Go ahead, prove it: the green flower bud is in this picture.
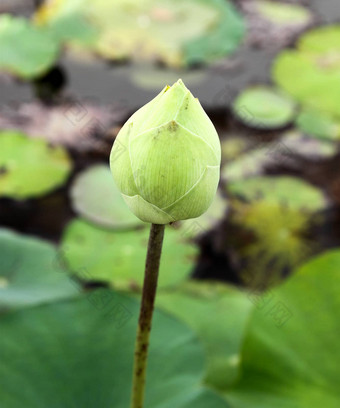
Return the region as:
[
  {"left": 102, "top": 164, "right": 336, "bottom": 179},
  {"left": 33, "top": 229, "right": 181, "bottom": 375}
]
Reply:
[{"left": 110, "top": 79, "right": 221, "bottom": 224}]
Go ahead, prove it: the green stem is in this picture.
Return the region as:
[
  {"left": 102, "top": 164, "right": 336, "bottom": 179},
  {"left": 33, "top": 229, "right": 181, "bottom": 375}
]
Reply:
[{"left": 130, "top": 223, "right": 166, "bottom": 408}]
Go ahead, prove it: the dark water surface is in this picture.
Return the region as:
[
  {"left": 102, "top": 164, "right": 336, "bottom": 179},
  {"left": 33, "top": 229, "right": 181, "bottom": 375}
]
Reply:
[
  {"left": 0, "top": 0, "right": 339, "bottom": 112},
  {"left": 1, "top": 0, "right": 340, "bottom": 284}
]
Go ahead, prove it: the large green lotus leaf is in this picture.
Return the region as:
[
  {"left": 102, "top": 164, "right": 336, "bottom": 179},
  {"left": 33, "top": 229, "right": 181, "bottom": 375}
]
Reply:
[
  {"left": 227, "top": 250, "right": 340, "bottom": 408},
  {"left": 0, "top": 131, "right": 72, "bottom": 199},
  {"left": 61, "top": 219, "right": 197, "bottom": 290},
  {"left": 257, "top": 1, "right": 312, "bottom": 25},
  {"left": 0, "top": 290, "right": 230, "bottom": 408},
  {"left": 233, "top": 86, "right": 296, "bottom": 129},
  {"left": 156, "top": 281, "right": 253, "bottom": 390},
  {"left": 273, "top": 25, "right": 340, "bottom": 119},
  {"left": 228, "top": 176, "right": 327, "bottom": 212},
  {"left": 0, "top": 229, "right": 79, "bottom": 310},
  {"left": 0, "top": 14, "right": 59, "bottom": 79},
  {"left": 296, "top": 108, "right": 340, "bottom": 141},
  {"left": 35, "top": 0, "right": 244, "bottom": 67},
  {"left": 70, "top": 165, "right": 145, "bottom": 230}
]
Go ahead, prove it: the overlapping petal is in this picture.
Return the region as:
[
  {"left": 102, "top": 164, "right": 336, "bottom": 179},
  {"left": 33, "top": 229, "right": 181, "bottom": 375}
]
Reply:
[{"left": 110, "top": 79, "right": 221, "bottom": 224}]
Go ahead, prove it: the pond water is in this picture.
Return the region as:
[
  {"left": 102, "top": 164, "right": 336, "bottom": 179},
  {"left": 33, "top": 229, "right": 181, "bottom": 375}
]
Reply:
[{"left": 1, "top": 0, "right": 340, "bottom": 286}]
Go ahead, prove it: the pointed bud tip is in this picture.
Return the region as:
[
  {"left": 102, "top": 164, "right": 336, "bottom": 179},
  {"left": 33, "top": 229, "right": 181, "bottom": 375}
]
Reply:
[{"left": 172, "top": 78, "right": 188, "bottom": 90}]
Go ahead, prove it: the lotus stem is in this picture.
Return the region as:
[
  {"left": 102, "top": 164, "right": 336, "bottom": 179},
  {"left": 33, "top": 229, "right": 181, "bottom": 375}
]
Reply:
[{"left": 130, "top": 223, "right": 165, "bottom": 408}]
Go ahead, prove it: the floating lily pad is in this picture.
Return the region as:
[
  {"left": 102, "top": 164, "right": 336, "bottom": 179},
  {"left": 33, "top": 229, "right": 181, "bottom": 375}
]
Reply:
[
  {"left": 222, "top": 141, "right": 296, "bottom": 182},
  {"left": 131, "top": 65, "right": 206, "bottom": 91},
  {"left": 182, "top": 0, "right": 245, "bottom": 66},
  {"left": 179, "top": 191, "right": 227, "bottom": 238},
  {"left": 0, "top": 290, "right": 229, "bottom": 408},
  {"left": 240, "top": 0, "right": 313, "bottom": 49},
  {"left": 0, "top": 229, "right": 79, "bottom": 310},
  {"left": 0, "top": 131, "right": 72, "bottom": 199},
  {"left": 35, "top": 0, "right": 244, "bottom": 67},
  {"left": 273, "top": 25, "right": 340, "bottom": 119},
  {"left": 257, "top": 1, "right": 312, "bottom": 25},
  {"left": 232, "top": 200, "right": 314, "bottom": 279},
  {"left": 34, "top": 5, "right": 97, "bottom": 45},
  {"left": 233, "top": 86, "right": 296, "bottom": 129},
  {"left": 228, "top": 176, "right": 327, "bottom": 212},
  {"left": 0, "top": 14, "right": 59, "bottom": 79},
  {"left": 223, "top": 148, "right": 272, "bottom": 182},
  {"left": 61, "top": 219, "right": 197, "bottom": 290},
  {"left": 157, "top": 281, "right": 253, "bottom": 390},
  {"left": 227, "top": 250, "right": 340, "bottom": 407},
  {"left": 280, "top": 130, "right": 337, "bottom": 160},
  {"left": 0, "top": 101, "right": 127, "bottom": 152},
  {"left": 70, "top": 165, "right": 145, "bottom": 230},
  {"left": 296, "top": 108, "right": 340, "bottom": 141},
  {"left": 221, "top": 135, "right": 251, "bottom": 163}
]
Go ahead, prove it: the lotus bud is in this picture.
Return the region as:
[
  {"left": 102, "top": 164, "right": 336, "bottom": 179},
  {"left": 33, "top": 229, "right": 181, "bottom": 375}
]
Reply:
[{"left": 110, "top": 79, "right": 221, "bottom": 224}]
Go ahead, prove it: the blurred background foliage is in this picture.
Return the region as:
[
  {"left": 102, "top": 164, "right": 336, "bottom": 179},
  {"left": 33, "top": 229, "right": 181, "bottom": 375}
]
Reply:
[{"left": 0, "top": 0, "right": 339, "bottom": 407}]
